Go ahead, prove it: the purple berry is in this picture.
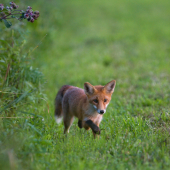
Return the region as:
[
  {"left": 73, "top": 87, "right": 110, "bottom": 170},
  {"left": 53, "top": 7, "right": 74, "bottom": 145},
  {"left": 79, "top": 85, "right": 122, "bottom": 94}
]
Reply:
[{"left": 30, "top": 17, "right": 34, "bottom": 23}]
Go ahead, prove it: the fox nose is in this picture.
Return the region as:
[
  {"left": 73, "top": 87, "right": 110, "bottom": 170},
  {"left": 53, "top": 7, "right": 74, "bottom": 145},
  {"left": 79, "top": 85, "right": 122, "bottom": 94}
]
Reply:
[{"left": 100, "top": 110, "right": 104, "bottom": 114}]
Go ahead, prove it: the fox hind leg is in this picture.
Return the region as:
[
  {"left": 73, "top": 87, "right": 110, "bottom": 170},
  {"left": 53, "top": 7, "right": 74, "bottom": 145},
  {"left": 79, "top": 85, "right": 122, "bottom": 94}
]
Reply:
[
  {"left": 62, "top": 97, "right": 74, "bottom": 133},
  {"left": 63, "top": 115, "right": 74, "bottom": 133}
]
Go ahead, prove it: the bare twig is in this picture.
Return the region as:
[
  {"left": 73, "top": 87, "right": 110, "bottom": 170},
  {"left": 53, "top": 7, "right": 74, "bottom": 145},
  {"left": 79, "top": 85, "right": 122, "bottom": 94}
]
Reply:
[
  {"left": 4, "top": 63, "right": 10, "bottom": 83},
  {"left": 1, "top": 63, "right": 10, "bottom": 98},
  {"left": 30, "top": 34, "right": 47, "bottom": 54}
]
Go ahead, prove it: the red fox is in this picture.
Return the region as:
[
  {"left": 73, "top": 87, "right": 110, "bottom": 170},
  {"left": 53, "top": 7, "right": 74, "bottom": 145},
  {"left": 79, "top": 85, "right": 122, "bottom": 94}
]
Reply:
[{"left": 54, "top": 80, "right": 116, "bottom": 138}]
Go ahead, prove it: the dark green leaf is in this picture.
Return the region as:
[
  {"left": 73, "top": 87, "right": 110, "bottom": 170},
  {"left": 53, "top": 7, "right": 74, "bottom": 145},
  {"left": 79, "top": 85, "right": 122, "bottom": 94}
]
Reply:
[{"left": 3, "top": 19, "right": 12, "bottom": 28}]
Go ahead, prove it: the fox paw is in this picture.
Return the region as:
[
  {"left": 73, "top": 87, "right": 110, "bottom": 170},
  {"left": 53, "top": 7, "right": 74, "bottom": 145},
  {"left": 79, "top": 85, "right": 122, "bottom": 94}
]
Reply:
[
  {"left": 93, "top": 126, "right": 101, "bottom": 135},
  {"left": 85, "top": 119, "right": 101, "bottom": 135}
]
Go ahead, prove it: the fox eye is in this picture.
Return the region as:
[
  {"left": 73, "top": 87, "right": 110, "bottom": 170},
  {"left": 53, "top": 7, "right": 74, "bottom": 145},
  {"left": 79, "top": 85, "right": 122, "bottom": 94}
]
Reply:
[
  {"left": 93, "top": 99, "right": 98, "bottom": 103},
  {"left": 104, "top": 99, "right": 107, "bottom": 102}
]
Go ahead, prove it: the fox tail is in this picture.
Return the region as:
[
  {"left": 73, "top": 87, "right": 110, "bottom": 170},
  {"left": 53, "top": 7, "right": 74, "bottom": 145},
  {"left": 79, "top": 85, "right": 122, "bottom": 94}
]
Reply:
[{"left": 54, "top": 85, "right": 72, "bottom": 123}]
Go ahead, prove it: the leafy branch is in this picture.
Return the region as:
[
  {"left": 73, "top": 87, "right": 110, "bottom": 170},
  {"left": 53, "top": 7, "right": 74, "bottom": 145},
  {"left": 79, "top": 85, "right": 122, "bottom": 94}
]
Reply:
[{"left": 0, "top": 2, "right": 40, "bottom": 28}]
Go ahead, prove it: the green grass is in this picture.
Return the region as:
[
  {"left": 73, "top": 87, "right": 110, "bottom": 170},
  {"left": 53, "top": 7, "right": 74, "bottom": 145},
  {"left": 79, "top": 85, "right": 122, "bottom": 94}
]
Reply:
[{"left": 1, "top": 0, "right": 170, "bottom": 169}]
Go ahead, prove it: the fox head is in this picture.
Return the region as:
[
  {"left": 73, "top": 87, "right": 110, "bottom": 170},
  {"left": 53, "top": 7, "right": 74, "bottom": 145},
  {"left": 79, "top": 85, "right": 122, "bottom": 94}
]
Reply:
[{"left": 84, "top": 80, "right": 116, "bottom": 114}]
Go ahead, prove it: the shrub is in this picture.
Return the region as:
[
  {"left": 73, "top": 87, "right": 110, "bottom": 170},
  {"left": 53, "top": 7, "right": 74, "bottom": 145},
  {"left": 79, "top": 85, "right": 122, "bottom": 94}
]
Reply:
[{"left": 0, "top": 2, "right": 45, "bottom": 116}]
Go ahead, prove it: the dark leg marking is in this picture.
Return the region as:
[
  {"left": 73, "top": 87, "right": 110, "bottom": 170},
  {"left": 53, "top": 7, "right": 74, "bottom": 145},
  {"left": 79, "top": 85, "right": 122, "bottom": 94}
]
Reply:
[
  {"left": 78, "top": 120, "right": 83, "bottom": 128},
  {"left": 85, "top": 120, "right": 101, "bottom": 135}
]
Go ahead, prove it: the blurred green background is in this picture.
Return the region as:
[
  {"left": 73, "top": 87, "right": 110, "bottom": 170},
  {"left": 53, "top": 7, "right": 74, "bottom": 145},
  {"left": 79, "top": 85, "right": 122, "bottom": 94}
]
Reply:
[
  {"left": 26, "top": 0, "right": 170, "bottom": 103},
  {"left": 1, "top": 0, "right": 170, "bottom": 169}
]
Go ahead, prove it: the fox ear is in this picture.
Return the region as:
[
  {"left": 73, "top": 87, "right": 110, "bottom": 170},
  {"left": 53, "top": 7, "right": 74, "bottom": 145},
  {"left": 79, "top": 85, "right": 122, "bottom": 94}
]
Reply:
[
  {"left": 104, "top": 80, "right": 116, "bottom": 94},
  {"left": 84, "top": 82, "right": 95, "bottom": 95}
]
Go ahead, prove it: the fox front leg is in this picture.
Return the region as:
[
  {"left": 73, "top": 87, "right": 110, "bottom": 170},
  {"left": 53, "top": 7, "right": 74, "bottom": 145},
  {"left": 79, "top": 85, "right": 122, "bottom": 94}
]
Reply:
[
  {"left": 85, "top": 120, "right": 101, "bottom": 138},
  {"left": 78, "top": 119, "right": 83, "bottom": 128}
]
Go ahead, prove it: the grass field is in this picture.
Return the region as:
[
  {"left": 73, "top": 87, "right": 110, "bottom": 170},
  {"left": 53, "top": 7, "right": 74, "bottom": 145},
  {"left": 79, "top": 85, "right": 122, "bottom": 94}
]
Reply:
[{"left": 1, "top": 0, "right": 170, "bottom": 169}]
